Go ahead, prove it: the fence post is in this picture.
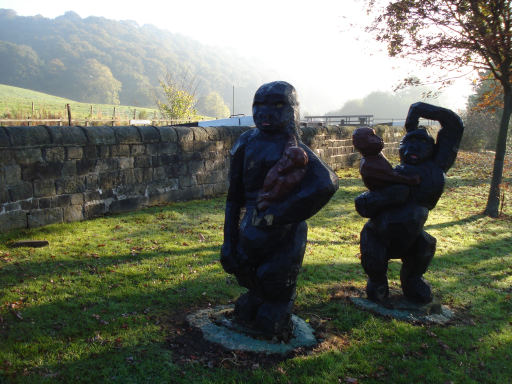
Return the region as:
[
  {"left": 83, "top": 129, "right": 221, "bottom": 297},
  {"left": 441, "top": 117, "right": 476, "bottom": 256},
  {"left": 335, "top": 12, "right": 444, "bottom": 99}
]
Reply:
[
  {"left": 112, "top": 107, "right": 116, "bottom": 127},
  {"left": 66, "top": 104, "right": 72, "bottom": 126}
]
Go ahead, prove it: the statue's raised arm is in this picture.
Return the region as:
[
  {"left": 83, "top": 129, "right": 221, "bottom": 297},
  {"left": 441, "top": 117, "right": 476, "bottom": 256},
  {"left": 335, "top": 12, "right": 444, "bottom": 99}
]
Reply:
[{"left": 405, "top": 102, "right": 464, "bottom": 173}]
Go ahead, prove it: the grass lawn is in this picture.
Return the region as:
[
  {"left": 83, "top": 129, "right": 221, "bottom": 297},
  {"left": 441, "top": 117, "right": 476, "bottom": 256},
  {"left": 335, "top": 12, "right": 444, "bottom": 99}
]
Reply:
[{"left": 0, "top": 151, "right": 511, "bottom": 383}]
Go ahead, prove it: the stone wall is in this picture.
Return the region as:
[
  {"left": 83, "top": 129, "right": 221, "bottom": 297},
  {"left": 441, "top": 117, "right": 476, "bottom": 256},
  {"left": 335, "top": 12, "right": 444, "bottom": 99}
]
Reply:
[{"left": 0, "top": 124, "right": 404, "bottom": 233}]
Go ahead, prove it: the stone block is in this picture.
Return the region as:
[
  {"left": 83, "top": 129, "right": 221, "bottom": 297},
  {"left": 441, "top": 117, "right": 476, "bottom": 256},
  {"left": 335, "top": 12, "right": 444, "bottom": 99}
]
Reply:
[
  {"left": 196, "top": 171, "right": 224, "bottom": 185},
  {"left": 202, "top": 126, "right": 223, "bottom": 141},
  {"left": 98, "top": 146, "right": 110, "bottom": 158},
  {"left": 62, "top": 161, "right": 77, "bottom": 177},
  {"left": 134, "top": 168, "right": 152, "bottom": 183},
  {"left": 84, "top": 191, "right": 101, "bottom": 202},
  {"left": 52, "top": 194, "right": 72, "bottom": 207},
  {"left": 109, "top": 196, "right": 148, "bottom": 213},
  {"left": 63, "top": 205, "right": 84, "bottom": 222},
  {"left": 111, "top": 144, "right": 130, "bottom": 157},
  {"left": 138, "top": 126, "right": 160, "bottom": 143},
  {"left": 146, "top": 179, "right": 179, "bottom": 199},
  {"left": 44, "top": 147, "right": 65, "bottom": 162},
  {"left": 114, "top": 126, "right": 141, "bottom": 144},
  {"left": 153, "top": 166, "right": 166, "bottom": 180},
  {"left": 28, "top": 208, "right": 63, "bottom": 228},
  {"left": 20, "top": 199, "right": 38, "bottom": 211},
  {"left": 9, "top": 182, "right": 33, "bottom": 201},
  {"left": 14, "top": 148, "right": 42, "bottom": 165},
  {"left": 134, "top": 156, "right": 151, "bottom": 168},
  {"left": 55, "top": 177, "right": 86, "bottom": 195},
  {"left": 70, "top": 193, "right": 84, "bottom": 205},
  {"left": 130, "top": 144, "right": 145, "bottom": 156},
  {"left": 84, "top": 201, "right": 106, "bottom": 219},
  {"left": 174, "top": 127, "right": 194, "bottom": 144},
  {"left": 34, "top": 179, "right": 56, "bottom": 197},
  {"left": 118, "top": 157, "right": 134, "bottom": 170},
  {"left": 159, "top": 126, "right": 178, "bottom": 142},
  {"left": 4, "top": 202, "right": 21, "bottom": 212},
  {"left": 82, "top": 126, "right": 116, "bottom": 145},
  {"left": 188, "top": 160, "right": 205, "bottom": 174},
  {"left": 85, "top": 174, "right": 99, "bottom": 190},
  {"left": 0, "top": 187, "right": 9, "bottom": 203},
  {"left": 83, "top": 145, "right": 98, "bottom": 159},
  {"left": 0, "top": 150, "right": 14, "bottom": 166},
  {"left": 3, "top": 164, "right": 21, "bottom": 186},
  {"left": 179, "top": 175, "right": 193, "bottom": 188},
  {"left": 46, "top": 126, "right": 87, "bottom": 146},
  {"left": 67, "top": 147, "right": 83, "bottom": 160},
  {"left": 6, "top": 126, "right": 51, "bottom": 147},
  {"left": 22, "top": 161, "right": 63, "bottom": 181},
  {"left": 95, "top": 158, "right": 119, "bottom": 172},
  {"left": 0, "top": 211, "right": 27, "bottom": 232},
  {"left": 38, "top": 197, "right": 52, "bottom": 209},
  {"left": 98, "top": 172, "right": 120, "bottom": 191},
  {"left": 76, "top": 159, "right": 97, "bottom": 175},
  {"left": 119, "top": 169, "right": 136, "bottom": 185},
  {"left": 0, "top": 127, "right": 10, "bottom": 147},
  {"left": 157, "top": 142, "right": 178, "bottom": 155}
]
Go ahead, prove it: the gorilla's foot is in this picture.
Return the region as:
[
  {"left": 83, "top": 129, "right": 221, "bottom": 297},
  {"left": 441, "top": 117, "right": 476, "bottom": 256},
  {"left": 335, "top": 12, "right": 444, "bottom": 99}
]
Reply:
[
  {"left": 402, "top": 276, "right": 433, "bottom": 303},
  {"left": 366, "top": 279, "right": 389, "bottom": 304},
  {"left": 255, "top": 300, "right": 294, "bottom": 340},
  {"left": 234, "top": 291, "right": 263, "bottom": 323}
]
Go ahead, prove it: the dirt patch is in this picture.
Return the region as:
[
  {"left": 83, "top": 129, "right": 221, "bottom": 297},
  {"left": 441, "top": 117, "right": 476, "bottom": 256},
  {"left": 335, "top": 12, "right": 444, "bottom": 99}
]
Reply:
[{"left": 160, "top": 307, "right": 349, "bottom": 370}]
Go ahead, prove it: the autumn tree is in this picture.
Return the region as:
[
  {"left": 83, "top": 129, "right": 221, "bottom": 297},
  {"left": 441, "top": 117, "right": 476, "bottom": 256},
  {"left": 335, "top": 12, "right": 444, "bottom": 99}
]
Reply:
[
  {"left": 196, "top": 91, "right": 230, "bottom": 118},
  {"left": 366, "top": 0, "right": 512, "bottom": 217},
  {"left": 157, "top": 71, "right": 198, "bottom": 120}
]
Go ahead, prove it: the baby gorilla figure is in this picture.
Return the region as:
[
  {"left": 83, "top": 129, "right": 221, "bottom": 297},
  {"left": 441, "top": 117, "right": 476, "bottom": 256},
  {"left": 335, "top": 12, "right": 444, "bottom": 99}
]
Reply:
[
  {"left": 257, "top": 141, "right": 308, "bottom": 211},
  {"left": 352, "top": 127, "right": 419, "bottom": 191}
]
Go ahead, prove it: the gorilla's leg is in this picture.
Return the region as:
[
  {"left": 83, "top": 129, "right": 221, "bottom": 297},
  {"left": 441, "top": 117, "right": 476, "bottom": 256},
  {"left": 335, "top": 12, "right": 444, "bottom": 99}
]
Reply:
[
  {"left": 253, "top": 222, "right": 307, "bottom": 335},
  {"left": 400, "top": 230, "right": 436, "bottom": 303},
  {"left": 360, "top": 223, "right": 389, "bottom": 302}
]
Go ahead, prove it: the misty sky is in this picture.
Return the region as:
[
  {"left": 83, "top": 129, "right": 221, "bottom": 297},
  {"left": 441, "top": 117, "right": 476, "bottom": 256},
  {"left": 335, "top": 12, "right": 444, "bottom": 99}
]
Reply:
[{"left": 0, "top": 0, "right": 473, "bottom": 115}]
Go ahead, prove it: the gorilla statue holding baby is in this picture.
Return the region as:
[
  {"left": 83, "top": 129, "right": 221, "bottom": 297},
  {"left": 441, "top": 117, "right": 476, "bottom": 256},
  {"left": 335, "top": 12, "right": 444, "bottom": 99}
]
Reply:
[
  {"left": 221, "top": 81, "right": 338, "bottom": 337},
  {"left": 355, "top": 102, "right": 464, "bottom": 304}
]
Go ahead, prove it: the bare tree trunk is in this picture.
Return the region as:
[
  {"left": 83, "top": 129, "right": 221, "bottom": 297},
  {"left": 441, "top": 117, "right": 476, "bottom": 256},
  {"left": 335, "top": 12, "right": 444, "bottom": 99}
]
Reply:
[{"left": 485, "top": 86, "right": 512, "bottom": 217}]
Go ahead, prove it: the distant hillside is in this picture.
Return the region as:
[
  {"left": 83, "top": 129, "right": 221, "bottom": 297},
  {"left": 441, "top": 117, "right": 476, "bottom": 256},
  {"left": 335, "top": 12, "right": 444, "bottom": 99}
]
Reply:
[
  {"left": 0, "top": 9, "right": 272, "bottom": 114},
  {"left": 0, "top": 83, "right": 157, "bottom": 120}
]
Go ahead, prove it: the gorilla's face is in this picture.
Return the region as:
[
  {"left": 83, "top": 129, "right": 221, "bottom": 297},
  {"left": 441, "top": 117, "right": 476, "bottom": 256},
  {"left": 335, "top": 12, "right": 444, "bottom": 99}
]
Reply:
[
  {"left": 399, "top": 129, "right": 435, "bottom": 165},
  {"left": 252, "top": 81, "right": 298, "bottom": 133},
  {"left": 352, "top": 127, "right": 384, "bottom": 156}
]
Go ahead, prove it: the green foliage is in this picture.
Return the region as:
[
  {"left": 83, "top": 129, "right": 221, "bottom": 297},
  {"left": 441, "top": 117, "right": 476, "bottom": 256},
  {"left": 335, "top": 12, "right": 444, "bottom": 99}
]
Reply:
[
  {"left": 0, "top": 152, "right": 511, "bottom": 383},
  {"left": 196, "top": 92, "right": 230, "bottom": 118},
  {"left": 0, "top": 9, "right": 267, "bottom": 112},
  {"left": 157, "top": 73, "right": 198, "bottom": 120}
]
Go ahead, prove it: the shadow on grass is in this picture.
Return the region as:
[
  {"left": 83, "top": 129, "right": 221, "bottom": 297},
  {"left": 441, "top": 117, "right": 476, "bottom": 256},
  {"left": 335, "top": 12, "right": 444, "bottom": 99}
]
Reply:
[{"left": 424, "top": 213, "right": 484, "bottom": 230}]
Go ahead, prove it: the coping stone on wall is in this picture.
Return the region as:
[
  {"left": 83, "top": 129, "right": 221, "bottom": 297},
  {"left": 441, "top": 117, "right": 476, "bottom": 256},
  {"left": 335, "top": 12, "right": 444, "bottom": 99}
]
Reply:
[
  {"left": 45, "top": 126, "right": 88, "bottom": 146},
  {"left": 82, "top": 126, "right": 116, "bottom": 145},
  {"left": 6, "top": 126, "right": 51, "bottom": 147},
  {"left": 138, "top": 126, "right": 161, "bottom": 143},
  {"left": 159, "top": 126, "right": 178, "bottom": 142},
  {"left": 113, "top": 126, "right": 141, "bottom": 144},
  {"left": 0, "top": 127, "right": 10, "bottom": 147},
  {"left": 173, "top": 126, "right": 194, "bottom": 142}
]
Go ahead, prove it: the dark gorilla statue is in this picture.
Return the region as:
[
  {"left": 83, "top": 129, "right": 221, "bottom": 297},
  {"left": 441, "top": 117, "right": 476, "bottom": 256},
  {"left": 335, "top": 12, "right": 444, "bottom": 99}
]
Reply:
[
  {"left": 221, "top": 81, "right": 338, "bottom": 337},
  {"left": 355, "top": 102, "right": 464, "bottom": 304}
]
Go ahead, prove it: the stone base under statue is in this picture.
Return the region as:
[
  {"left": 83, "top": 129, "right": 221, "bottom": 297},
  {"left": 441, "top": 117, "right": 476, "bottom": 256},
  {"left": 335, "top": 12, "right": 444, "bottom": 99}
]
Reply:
[
  {"left": 186, "top": 305, "right": 317, "bottom": 355},
  {"left": 350, "top": 295, "right": 454, "bottom": 325}
]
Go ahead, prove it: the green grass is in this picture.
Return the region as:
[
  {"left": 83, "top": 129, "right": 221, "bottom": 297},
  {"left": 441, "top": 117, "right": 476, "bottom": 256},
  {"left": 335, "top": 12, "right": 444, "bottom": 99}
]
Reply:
[
  {"left": 0, "top": 151, "right": 511, "bottom": 383},
  {"left": 0, "top": 84, "right": 159, "bottom": 121}
]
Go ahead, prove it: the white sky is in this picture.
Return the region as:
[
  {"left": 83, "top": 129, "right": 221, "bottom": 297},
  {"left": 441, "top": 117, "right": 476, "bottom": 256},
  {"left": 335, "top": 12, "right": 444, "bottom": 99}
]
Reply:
[{"left": 0, "top": 0, "right": 473, "bottom": 115}]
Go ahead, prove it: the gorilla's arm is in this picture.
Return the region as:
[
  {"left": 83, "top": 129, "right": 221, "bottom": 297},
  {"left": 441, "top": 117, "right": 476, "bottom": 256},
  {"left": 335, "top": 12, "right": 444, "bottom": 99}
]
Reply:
[
  {"left": 405, "top": 102, "right": 464, "bottom": 172},
  {"left": 220, "top": 132, "right": 248, "bottom": 273},
  {"left": 354, "top": 184, "right": 411, "bottom": 218}
]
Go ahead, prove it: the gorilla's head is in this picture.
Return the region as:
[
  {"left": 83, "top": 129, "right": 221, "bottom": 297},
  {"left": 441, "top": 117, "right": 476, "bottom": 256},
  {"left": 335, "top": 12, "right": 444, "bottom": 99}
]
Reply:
[
  {"left": 352, "top": 127, "right": 384, "bottom": 156},
  {"left": 399, "top": 129, "right": 435, "bottom": 165},
  {"left": 252, "top": 81, "right": 300, "bottom": 136}
]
